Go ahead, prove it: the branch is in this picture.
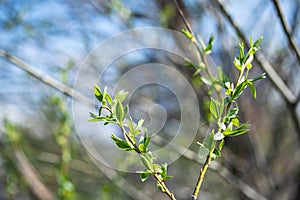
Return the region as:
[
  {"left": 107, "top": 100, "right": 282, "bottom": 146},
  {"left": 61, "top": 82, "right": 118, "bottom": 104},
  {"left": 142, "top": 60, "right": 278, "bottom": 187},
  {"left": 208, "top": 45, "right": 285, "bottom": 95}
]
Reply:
[
  {"left": 0, "top": 49, "right": 268, "bottom": 200},
  {"left": 212, "top": 0, "right": 297, "bottom": 104},
  {"left": 11, "top": 146, "right": 56, "bottom": 200},
  {"left": 212, "top": 0, "right": 300, "bottom": 138},
  {"left": 0, "top": 49, "right": 93, "bottom": 107},
  {"left": 151, "top": 136, "right": 269, "bottom": 200},
  {"left": 271, "top": 0, "right": 300, "bottom": 64},
  {"left": 172, "top": 0, "right": 223, "bottom": 100}
]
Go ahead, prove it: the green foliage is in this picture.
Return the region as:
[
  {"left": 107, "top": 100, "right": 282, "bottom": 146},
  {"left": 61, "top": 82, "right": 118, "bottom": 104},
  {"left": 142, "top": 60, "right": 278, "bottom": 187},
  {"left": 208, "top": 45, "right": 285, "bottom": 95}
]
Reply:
[
  {"left": 89, "top": 86, "right": 174, "bottom": 196},
  {"left": 90, "top": 36, "right": 265, "bottom": 199}
]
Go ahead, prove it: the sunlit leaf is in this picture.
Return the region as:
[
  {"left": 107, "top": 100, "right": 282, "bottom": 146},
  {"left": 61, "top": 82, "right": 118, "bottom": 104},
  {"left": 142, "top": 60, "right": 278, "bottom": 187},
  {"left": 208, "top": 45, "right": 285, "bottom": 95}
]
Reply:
[
  {"left": 111, "top": 134, "right": 133, "bottom": 151},
  {"left": 209, "top": 98, "right": 219, "bottom": 119},
  {"left": 204, "top": 130, "right": 215, "bottom": 151},
  {"left": 116, "top": 99, "right": 124, "bottom": 123},
  {"left": 140, "top": 171, "right": 149, "bottom": 182},
  {"left": 140, "top": 154, "right": 153, "bottom": 171},
  {"left": 94, "top": 85, "right": 103, "bottom": 102}
]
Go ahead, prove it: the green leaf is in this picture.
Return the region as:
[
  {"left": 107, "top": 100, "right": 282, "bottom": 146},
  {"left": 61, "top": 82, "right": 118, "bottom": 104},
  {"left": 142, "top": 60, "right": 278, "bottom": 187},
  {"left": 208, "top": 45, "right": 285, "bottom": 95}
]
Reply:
[
  {"left": 116, "top": 100, "right": 124, "bottom": 123},
  {"left": 111, "top": 134, "right": 133, "bottom": 151},
  {"left": 234, "top": 57, "right": 242, "bottom": 70},
  {"left": 140, "top": 172, "right": 149, "bottom": 182},
  {"left": 140, "top": 154, "right": 153, "bottom": 171},
  {"left": 138, "top": 143, "right": 145, "bottom": 153},
  {"left": 209, "top": 98, "right": 219, "bottom": 119},
  {"left": 231, "top": 118, "right": 240, "bottom": 127},
  {"left": 153, "top": 164, "right": 162, "bottom": 173},
  {"left": 227, "top": 107, "right": 239, "bottom": 118},
  {"left": 161, "top": 163, "right": 167, "bottom": 178},
  {"left": 94, "top": 85, "right": 103, "bottom": 102},
  {"left": 232, "top": 81, "right": 248, "bottom": 100},
  {"left": 115, "top": 90, "right": 129, "bottom": 103},
  {"left": 213, "top": 148, "right": 221, "bottom": 157},
  {"left": 156, "top": 182, "right": 163, "bottom": 191},
  {"left": 98, "top": 106, "right": 102, "bottom": 116},
  {"left": 223, "top": 123, "right": 249, "bottom": 137},
  {"left": 239, "top": 42, "right": 245, "bottom": 61},
  {"left": 124, "top": 105, "right": 129, "bottom": 118},
  {"left": 105, "top": 92, "right": 113, "bottom": 105},
  {"left": 204, "top": 33, "right": 215, "bottom": 54},
  {"left": 181, "top": 28, "right": 193, "bottom": 39},
  {"left": 248, "top": 73, "right": 266, "bottom": 82},
  {"left": 136, "top": 119, "right": 144, "bottom": 130},
  {"left": 89, "top": 112, "right": 98, "bottom": 118},
  {"left": 217, "top": 67, "right": 230, "bottom": 88},
  {"left": 143, "top": 132, "right": 152, "bottom": 152},
  {"left": 128, "top": 117, "right": 134, "bottom": 133},
  {"left": 88, "top": 116, "right": 105, "bottom": 122},
  {"left": 164, "top": 176, "right": 173, "bottom": 180},
  {"left": 253, "top": 36, "right": 263, "bottom": 48},
  {"left": 197, "top": 142, "right": 209, "bottom": 157},
  {"left": 103, "top": 87, "right": 108, "bottom": 102},
  {"left": 247, "top": 81, "right": 257, "bottom": 99},
  {"left": 219, "top": 139, "right": 225, "bottom": 151},
  {"left": 204, "top": 130, "right": 215, "bottom": 151}
]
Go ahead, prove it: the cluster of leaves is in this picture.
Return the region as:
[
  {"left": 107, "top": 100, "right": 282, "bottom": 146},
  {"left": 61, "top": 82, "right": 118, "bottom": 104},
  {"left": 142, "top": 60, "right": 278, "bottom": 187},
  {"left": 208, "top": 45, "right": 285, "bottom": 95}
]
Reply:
[
  {"left": 90, "top": 31, "right": 265, "bottom": 199},
  {"left": 190, "top": 35, "right": 266, "bottom": 160},
  {"left": 90, "top": 86, "right": 173, "bottom": 193}
]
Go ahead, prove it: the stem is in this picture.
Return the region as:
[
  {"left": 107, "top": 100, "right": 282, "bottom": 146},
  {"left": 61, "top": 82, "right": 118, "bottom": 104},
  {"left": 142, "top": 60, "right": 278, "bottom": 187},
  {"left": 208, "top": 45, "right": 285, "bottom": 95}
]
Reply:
[
  {"left": 153, "top": 173, "right": 176, "bottom": 200},
  {"left": 120, "top": 125, "right": 141, "bottom": 154},
  {"left": 172, "top": 0, "right": 222, "bottom": 101},
  {"left": 102, "top": 105, "right": 175, "bottom": 199},
  {"left": 191, "top": 151, "right": 213, "bottom": 200}
]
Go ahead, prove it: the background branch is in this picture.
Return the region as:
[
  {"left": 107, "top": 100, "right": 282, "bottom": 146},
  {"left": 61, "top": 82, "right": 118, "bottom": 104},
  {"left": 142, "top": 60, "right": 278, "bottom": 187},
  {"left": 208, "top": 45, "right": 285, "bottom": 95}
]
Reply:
[{"left": 271, "top": 0, "right": 300, "bottom": 64}]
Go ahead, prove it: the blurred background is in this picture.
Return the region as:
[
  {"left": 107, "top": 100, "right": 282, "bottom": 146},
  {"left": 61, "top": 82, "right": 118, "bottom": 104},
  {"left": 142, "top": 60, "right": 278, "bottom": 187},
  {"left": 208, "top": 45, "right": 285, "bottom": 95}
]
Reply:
[{"left": 0, "top": 0, "right": 300, "bottom": 199}]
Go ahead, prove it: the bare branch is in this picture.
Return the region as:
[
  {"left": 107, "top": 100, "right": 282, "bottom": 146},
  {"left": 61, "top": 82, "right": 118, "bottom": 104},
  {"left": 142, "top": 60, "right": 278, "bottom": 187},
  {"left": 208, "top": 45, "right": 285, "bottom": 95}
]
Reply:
[
  {"left": 271, "top": 0, "right": 300, "bottom": 64},
  {"left": 12, "top": 147, "right": 56, "bottom": 200},
  {"left": 0, "top": 49, "right": 93, "bottom": 107}
]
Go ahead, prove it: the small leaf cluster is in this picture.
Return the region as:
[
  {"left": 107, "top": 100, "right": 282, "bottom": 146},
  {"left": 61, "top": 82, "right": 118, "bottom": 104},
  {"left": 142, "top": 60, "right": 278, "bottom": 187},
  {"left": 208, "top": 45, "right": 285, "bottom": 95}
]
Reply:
[
  {"left": 193, "top": 37, "right": 266, "bottom": 159},
  {"left": 90, "top": 85, "right": 172, "bottom": 187}
]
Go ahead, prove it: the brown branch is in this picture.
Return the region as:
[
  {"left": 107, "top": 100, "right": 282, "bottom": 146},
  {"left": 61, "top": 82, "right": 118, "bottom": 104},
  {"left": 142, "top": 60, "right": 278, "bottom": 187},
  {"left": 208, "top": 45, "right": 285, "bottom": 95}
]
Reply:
[
  {"left": 0, "top": 49, "right": 93, "bottom": 107},
  {"left": 271, "top": 0, "right": 300, "bottom": 64},
  {"left": 12, "top": 147, "right": 56, "bottom": 200}
]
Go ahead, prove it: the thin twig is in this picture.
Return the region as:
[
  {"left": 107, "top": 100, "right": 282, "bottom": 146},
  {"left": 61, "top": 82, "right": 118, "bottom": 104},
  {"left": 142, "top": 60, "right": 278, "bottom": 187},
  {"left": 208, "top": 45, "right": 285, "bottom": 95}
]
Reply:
[
  {"left": 191, "top": 151, "right": 213, "bottom": 199},
  {"left": 271, "top": 0, "right": 300, "bottom": 64},
  {"left": 152, "top": 136, "right": 269, "bottom": 200},
  {"left": 172, "top": 0, "right": 222, "bottom": 101},
  {"left": 101, "top": 104, "right": 175, "bottom": 199},
  {"left": 0, "top": 49, "right": 268, "bottom": 200}
]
